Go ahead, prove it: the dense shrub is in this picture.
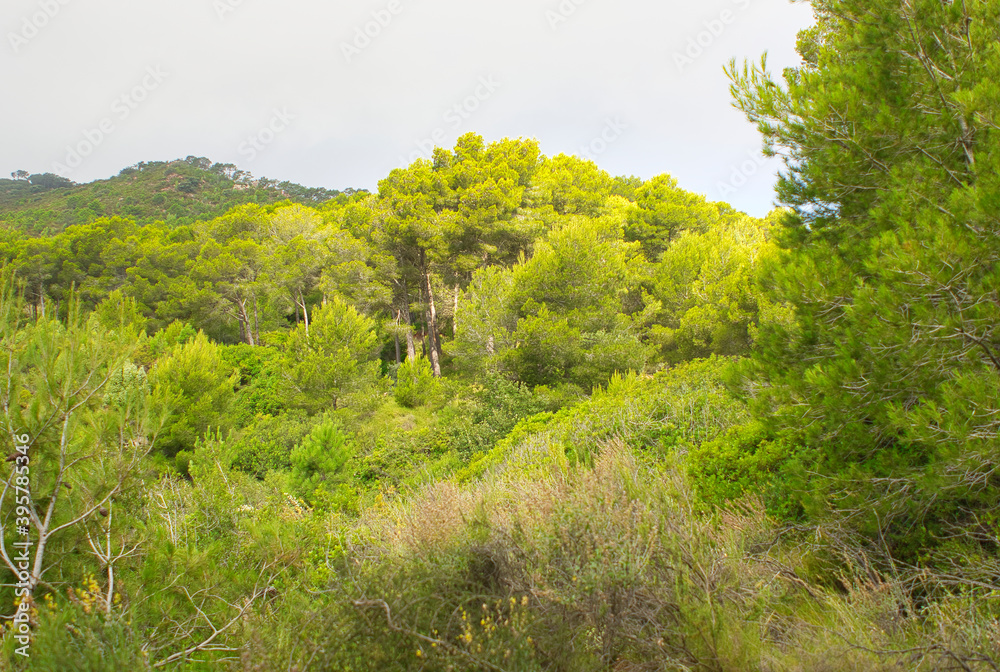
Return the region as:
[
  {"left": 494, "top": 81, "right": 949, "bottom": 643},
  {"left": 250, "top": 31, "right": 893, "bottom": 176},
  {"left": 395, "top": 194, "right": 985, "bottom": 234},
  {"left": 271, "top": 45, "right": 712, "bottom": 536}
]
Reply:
[
  {"left": 687, "top": 420, "right": 803, "bottom": 518},
  {"left": 290, "top": 419, "right": 356, "bottom": 505},
  {"left": 149, "top": 331, "right": 239, "bottom": 457},
  {"left": 228, "top": 410, "right": 314, "bottom": 479},
  {"left": 393, "top": 355, "right": 439, "bottom": 408},
  {"left": 283, "top": 445, "right": 1000, "bottom": 671}
]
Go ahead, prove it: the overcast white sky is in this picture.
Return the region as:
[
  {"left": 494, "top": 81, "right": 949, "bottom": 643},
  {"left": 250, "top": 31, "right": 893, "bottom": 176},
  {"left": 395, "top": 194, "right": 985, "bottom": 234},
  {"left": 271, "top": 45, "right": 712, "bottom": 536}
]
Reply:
[{"left": 0, "top": 0, "right": 813, "bottom": 217}]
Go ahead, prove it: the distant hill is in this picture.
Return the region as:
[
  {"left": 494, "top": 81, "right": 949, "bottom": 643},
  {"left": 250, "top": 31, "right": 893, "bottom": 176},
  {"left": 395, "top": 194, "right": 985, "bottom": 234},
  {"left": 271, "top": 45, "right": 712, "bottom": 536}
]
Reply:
[{"left": 0, "top": 156, "right": 366, "bottom": 235}]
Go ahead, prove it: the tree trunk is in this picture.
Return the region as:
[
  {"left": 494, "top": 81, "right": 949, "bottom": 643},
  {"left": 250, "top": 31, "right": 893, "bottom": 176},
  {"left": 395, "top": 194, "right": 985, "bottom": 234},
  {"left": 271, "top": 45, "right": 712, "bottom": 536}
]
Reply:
[
  {"left": 236, "top": 299, "right": 255, "bottom": 346},
  {"left": 299, "top": 290, "right": 310, "bottom": 337},
  {"left": 420, "top": 250, "right": 442, "bottom": 377},
  {"left": 401, "top": 280, "right": 417, "bottom": 361},
  {"left": 453, "top": 284, "right": 460, "bottom": 337},
  {"left": 405, "top": 325, "right": 416, "bottom": 361},
  {"left": 394, "top": 310, "right": 402, "bottom": 365}
]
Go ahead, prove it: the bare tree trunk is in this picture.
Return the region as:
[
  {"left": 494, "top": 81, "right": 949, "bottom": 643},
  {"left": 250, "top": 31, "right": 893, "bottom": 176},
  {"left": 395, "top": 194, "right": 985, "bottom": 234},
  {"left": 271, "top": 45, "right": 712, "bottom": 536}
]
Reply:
[
  {"left": 453, "top": 284, "right": 460, "bottom": 337},
  {"left": 406, "top": 326, "right": 416, "bottom": 361},
  {"left": 298, "top": 290, "right": 310, "bottom": 337},
  {"left": 236, "top": 300, "right": 255, "bottom": 346},
  {"left": 401, "top": 280, "right": 416, "bottom": 361},
  {"left": 394, "top": 311, "right": 402, "bottom": 365},
  {"left": 420, "top": 250, "right": 442, "bottom": 377}
]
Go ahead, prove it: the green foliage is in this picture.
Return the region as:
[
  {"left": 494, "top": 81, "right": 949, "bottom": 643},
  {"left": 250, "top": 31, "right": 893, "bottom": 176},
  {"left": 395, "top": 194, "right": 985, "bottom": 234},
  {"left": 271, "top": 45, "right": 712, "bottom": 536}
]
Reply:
[
  {"left": 282, "top": 299, "right": 384, "bottom": 414},
  {"left": 228, "top": 410, "right": 314, "bottom": 479},
  {"left": 460, "top": 357, "right": 748, "bottom": 482},
  {"left": 531, "top": 153, "right": 614, "bottom": 216},
  {"left": 648, "top": 213, "right": 784, "bottom": 362},
  {"left": 290, "top": 419, "right": 356, "bottom": 504},
  {"left": 149, "top": 330, "right": 238, "bottom": 457},
  {"left": 393, "top": 355, "right": 439, "bottom": 408},
  {"left": 102, "top": 360, "right": 148, "bottom": 410},
  {"left": 93, "top": 289, "right": 148, "bottom": 335},
  {"left": 10, "top": 597, "right": 150, "bottom": 672},
  {"left": 729, "top": 0, "right": 1000, "bottom": 556},
  {"left": 0, "top": 157, "right": 356, "bottom": 235},
  {"left": 220, "top": 342, "right": 285, "bottom": 426},
  {"left": 0, "top": 273, "right": 159, "bottom": 625},
  {"left": 145, "top": 321, "right": 197, "bottom": 359},
  {"left": 625, "top": 172, "right": 719, "bottom": 257},
  {"left": 687, "top": 420, "right": 802, "bottom": 517},
  {"left": 305, "top": 447, "right": 1000, "bottom": 672},
  {"left": 458, "top": 205, "right": 654, "bottom": 390},
  {"left": 430, "top": 374, "right": 548, "bottom": 461}
]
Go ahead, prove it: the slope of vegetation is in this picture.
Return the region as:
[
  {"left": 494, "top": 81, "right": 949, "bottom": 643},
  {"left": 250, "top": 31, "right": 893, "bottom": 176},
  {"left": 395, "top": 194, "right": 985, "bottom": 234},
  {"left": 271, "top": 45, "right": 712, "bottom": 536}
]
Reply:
[
  {"left": 2, "top": 1, "right": 1000, "bottom": 670},
  {"left": 1, "top": 156, "right": 362, "bottom": 236}
]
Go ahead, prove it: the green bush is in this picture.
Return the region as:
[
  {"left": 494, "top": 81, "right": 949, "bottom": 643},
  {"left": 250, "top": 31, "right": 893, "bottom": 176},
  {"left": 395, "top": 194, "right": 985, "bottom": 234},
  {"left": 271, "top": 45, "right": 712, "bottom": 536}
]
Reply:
[
  {"left": 220, "top": 342, "right": 285, "bottom": 426},
  {"left": 438, "top": 373, "right": 547, "bottom": 458},
  {"left": 687, "top": 420, "right": 801, "bottom": 517},
  {"left": 149, "top": 331, "right": 238, "bottom": 458},
  {"left": 459, "top": 358, "right": 750, "bottom": 482},
  {"left": 290, "top": 419, "right": 355, "bottom": 503},
  {"left": 7, "top": 595, "right": 149, "bottom": 672},
  {"left": 229, "top": 410, "right": 313, "bottom": 479},
  {"left": 282, "top": 299, "right": 383, "bottom": 414},
  {"left": 394, "top": 355, "right": 439, "bottom": 408}
]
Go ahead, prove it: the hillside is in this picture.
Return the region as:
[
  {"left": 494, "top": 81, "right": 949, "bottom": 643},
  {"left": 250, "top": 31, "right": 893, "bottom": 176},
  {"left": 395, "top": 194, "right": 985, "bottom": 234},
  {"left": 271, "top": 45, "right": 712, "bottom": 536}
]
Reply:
[
  {"left": 3, "top": 0, "right": 1000, "bottom": 665},
  {"left": 0, "top": 156, "right": 364, "bottom": 235}
]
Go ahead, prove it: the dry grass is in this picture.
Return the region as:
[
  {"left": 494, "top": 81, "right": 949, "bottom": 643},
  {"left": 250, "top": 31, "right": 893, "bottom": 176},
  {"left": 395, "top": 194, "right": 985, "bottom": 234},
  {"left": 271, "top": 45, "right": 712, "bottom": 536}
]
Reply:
[{"left": 328, "top": 441, "right": 1000, "bottom": 671}]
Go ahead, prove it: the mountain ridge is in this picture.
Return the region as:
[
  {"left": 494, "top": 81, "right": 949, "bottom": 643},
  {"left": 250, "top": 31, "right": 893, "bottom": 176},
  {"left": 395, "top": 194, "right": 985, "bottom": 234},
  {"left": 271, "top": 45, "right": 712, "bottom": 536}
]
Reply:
[{"left": 1, "top": 156, "right": 366, "bottom": 235}]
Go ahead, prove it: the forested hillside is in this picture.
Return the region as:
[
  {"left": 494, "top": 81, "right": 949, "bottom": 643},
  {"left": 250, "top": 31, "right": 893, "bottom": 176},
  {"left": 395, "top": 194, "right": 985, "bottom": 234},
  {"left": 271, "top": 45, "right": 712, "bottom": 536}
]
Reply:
[
  {"left": 1, "top": 157, "right": 360, "bottom": 236},
  {"left": 2, "top": 1, "right": 1000, "bottom": 670}
]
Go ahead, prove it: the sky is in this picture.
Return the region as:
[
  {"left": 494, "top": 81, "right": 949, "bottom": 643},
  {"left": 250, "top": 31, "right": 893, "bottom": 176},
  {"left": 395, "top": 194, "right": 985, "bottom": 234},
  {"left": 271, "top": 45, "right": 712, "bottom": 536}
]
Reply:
[{"left": 0, "top": 0, "right": 814, "bottom": 217}]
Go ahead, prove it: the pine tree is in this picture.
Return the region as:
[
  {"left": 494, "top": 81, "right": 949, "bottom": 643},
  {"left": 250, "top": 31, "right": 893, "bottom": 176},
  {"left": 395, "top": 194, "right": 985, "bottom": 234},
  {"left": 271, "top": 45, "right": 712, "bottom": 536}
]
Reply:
[{"left": 729, "top": 0, "right": 1000, "bottom": 545}]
